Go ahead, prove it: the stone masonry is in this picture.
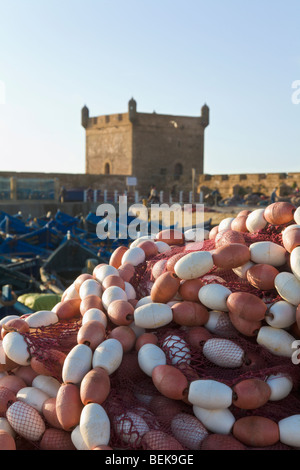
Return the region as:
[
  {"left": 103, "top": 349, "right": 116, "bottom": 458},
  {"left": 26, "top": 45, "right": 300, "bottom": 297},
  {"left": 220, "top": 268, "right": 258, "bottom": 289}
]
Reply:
[{"left": 82, "top": 98, "right": 209, "bottom": 195}]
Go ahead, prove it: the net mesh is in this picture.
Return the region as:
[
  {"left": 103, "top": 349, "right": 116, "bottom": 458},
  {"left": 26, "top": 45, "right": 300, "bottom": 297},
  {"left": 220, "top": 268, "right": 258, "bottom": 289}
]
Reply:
[{"left": 5, "top": 224, "right": 300, "bottom": 450}]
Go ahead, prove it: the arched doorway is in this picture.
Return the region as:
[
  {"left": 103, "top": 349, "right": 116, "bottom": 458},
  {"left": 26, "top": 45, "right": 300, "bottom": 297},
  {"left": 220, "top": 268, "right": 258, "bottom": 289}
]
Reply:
[
  {"left": 104, "top": 162, "right": 111, "bottom": 175},
  {"left": 174, "top": 163, "right": 183, "bottom": 181}
]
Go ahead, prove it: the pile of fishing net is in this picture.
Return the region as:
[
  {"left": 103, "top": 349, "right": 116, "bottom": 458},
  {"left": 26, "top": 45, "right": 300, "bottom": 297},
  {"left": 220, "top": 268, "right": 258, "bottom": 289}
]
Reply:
[{"left": 0, "top": 202, "right": 300, "bottom": 450}]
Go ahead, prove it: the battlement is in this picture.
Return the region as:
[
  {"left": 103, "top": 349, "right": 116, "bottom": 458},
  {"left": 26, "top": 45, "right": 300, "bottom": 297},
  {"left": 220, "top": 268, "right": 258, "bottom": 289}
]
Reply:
[
  {"left": 82, "top": 98, "right": 209, "bottom": 131},
  {"left": 86, "top": 112, "right": 131, "bottom": 129},
  {"left": 198, "top": 172, "right": 300, "bottom": 198},
  {"left": 130, "top": 112, "right": 205, "bottom": 131}
]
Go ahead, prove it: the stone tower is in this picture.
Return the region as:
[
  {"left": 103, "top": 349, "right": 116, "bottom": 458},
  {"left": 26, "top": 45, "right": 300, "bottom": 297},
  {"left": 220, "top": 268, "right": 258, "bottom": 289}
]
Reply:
[{"left": 82, "top": 99, "right": 209, "bottom": 194}]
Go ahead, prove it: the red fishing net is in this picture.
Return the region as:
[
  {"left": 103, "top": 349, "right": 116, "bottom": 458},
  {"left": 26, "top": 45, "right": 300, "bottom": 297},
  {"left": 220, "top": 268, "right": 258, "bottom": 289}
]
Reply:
[{"left": 7, "top": 224, "right": 300, "bottom": 451}]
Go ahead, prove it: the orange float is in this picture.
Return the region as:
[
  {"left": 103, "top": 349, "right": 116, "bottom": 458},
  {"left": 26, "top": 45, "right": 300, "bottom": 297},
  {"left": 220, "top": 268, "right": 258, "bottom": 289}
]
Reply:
[
  {"left": 108, "top": 326, "right": 136, "bottom": 352},
  {"left": 56, "top": 383, "right": 83, "bottom": 432},
  {"left": 152, "top": 364, "right": 189, "bottom": 400},
  {"left": 232, "top": 378, "right": 271, "bottom": 409},
  {"left": 178, "top": 279, "right": 204, "bottom": 302},
  {"left": 227, "top": 292, "right": 267, "bottom": 322},
  {"left": 80, "top": 295, "right": 103, "bottom": 316},
  {"left": 171, "top": 301, "right": 209, "bottom": 327},
  {"left": 55, "top": 298, "right": 81, "bottom": 322},
  {"left": 201, "top": 434, "right": 246, "bottom": 450},
  {"left": 102, "top": 274, "right": 125, "bottom": 290},
  {"left": 77, "top": 320, "right": 106, "bottom": 351},
  {"left": 246, "top": 264, "right": 279, "bottom": 291},
  {"left": 264, "top": 202, "right": 296, "bottom": 225},
  {"left": 0, "top": 430, "right": 16, "bottom": 450},
  {"left": 80, "top": 367, "right": 111, "bottom": 406},
  {"left": 150, "top": 272, "right": 181, "bottom": 303},
  {"left": 231, "top": 216, "right": 249, "bottom": 233},
  {"left": 109, "top": 246, "right": 128, "bottom": 269},
  {"left": 138, "top": 240, "right": 159, "bottom": 258},
  {"left": 282, "top": 225, "right": 300, "bottom": 253},
  {"left": 42, "top": 397, "right": 63, "bottom": 430},
  {"left": 228, "top": 311, "right": 262, "bottom": 337},
  {"left": 107, "top": 300, "right": 134, "bottom": 326},
  {"left": 233, "top": 416, "right": 279, "bottom": 447},
  {"left": 215, "top": 229, "right": 246, "bottom": 247},
  {"left": 155, "top": 229, "right": 184, "bottom": 246},
  {"left": 135, "top": 333, "right": 158, "bottom": 351},
  {"left": 212, "top": 243, "right": 251, "bottom": 269}
]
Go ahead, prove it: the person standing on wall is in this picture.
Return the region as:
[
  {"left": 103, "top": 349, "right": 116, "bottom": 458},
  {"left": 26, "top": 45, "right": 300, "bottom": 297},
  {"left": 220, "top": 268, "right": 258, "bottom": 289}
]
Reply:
[
  {"left": 59, "top": 186, "right": 67, "bottom": 204},
  {"left": 148, "top": 185, "right": 159, "bottom": 204},
  {"left": 270, "top": 187, "right": 278, "bottom": 204}
]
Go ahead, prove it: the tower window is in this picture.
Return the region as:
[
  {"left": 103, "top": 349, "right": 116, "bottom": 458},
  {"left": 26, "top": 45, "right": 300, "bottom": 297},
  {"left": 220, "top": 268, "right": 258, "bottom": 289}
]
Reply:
[
  {"left": 174, "top": 163, "right": 183, "bottom": 180},
  {"left": 104, "top": 162, "right": 111, "bottom": 175}
]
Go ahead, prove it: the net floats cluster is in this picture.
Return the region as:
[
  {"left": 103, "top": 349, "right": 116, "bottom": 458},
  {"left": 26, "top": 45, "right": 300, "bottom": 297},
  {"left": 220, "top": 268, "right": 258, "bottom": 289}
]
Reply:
[{"left": 0, "top": 202, "right": 299, "bottom": 450}]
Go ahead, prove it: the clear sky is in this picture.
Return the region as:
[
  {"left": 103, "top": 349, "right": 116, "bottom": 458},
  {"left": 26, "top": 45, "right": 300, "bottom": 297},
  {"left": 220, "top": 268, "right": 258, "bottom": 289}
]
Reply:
[{"left": 0, "top": 0, "right": 299, "bottom": 176}]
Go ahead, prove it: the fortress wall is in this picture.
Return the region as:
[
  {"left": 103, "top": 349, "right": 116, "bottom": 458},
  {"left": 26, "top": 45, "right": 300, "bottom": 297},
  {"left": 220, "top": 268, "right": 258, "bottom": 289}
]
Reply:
[{"left": 198, "top": 172, "right": 300, "bottom": 197}]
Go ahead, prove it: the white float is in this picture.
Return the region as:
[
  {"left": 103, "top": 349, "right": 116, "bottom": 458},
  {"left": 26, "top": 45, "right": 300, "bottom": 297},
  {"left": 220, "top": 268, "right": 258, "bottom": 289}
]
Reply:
[
  {"left": 202, "top": 338, "right": 244, "bottom": 368},
  {"left": 246, "top": 209, "right": 267, "bottom": 233},
  {"left": 6, "top": 401, "right": 46, "bottom": 441},
  {"left": 82, "top": 308, "right": 107, "bottom": 328},
  {"left": 219, "top": 217, "right": 235, "bottom": 232},
  {"left": 294, "top": 207, "right": 300, "bottom": 225},
  {"left": 138, "top": 343, "right": 166, "bottom": 377},
  {"left": 174, "top": 251, "right": 214, "bottom": 280},
  {"left": 25, "top": 310, "right": 59, "bottom": 329},
  {"left": 2, "top": 331, "right": 31, "bottom": 366},
  {"left": 121, "top": 247, "right": 146, "bottom": 266},
  {"left": 265, "top": 301, "right": 296, "bottom": 329},
  {"left": 274, "top": 272, "right": 300, "bottom": 306},
  {"left": 94, "top": 264, "right": 119, "bottom": 283},
  {"left": 171, "top": 413, "right": 209, "bottom": 450},
  {"left": 162, "top": 334, "right": 191, "bottom": 365},
  {"left": 193, "top": 406, "right": 235, "bottom": 434},
  {"left": 134, "top": 303, "right": 173, "bottom": 329},
  {"left": 79, "top": 279, "right": 102, "bottom": 300},
  {"left": 188, "top": 379, "right": 233, "bottom": 409},
  {"left": 16, "top": 387, "right": 50, "bottom": 413},
  {"left": 32, "top": 375, "right": 61, "bottom": 398},
  {"left": 257, "top": 326, "right": 295, "bottom": 357},
  {"left": 290, "top": 246, "right": 300, "bottom": 281},
  {"left": 198, "top": 284, "right": 232, "bottom": 312},
  {"left": 62, "top": 344, "right": 93, "bottom": 385},
  {"left": 92, "top": 338, "right": 123, "bottom": 375},
  {"left": 102, "top": 286, "right": 128, "bottom": 311},
  {"left": 80, "top": 403, "right": 110, "bottom": 449},
  {"left": 232, "top": 261, "right": 255, "bottom": 279},
  {"left": 266, "top": 373, "right": 293, "bottom": 401},
  {"left": 249, "top": 241, "right": 287, "bottom": 267},
  {"left": 278, "top": 415, "right": 300, "bottom": 448}
]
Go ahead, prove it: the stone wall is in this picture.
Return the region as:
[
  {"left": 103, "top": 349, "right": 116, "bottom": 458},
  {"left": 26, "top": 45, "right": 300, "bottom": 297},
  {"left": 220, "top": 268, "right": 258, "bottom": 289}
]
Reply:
[
  {"left": 131, "top": 112, "right": 205, "bottom": 194},
  {"left": 1, "top": 171, "right": 299, "bottom": 204},
  {"left": 198, "top": 172, "right": 300, "bottom": 198},
  {"left": 85, "top": 112, "right": 132, "bottom": 175},
  {"left": 83, "top": 100, "right": 208, "bottom": 195},
  {"left": 0, "top": 171, "right": 129, "bottom": 200}
]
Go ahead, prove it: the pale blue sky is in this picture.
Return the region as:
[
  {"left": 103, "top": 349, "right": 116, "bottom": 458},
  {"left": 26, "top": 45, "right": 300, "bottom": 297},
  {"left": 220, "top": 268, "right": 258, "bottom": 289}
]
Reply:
[{"left": 0, "top": 0, "right": 299, "bottom": 175}]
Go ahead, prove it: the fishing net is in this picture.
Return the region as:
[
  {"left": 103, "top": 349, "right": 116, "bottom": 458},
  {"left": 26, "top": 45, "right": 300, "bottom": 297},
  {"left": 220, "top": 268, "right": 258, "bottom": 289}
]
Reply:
[
  {"left": 4, "top": 224, "right": 300, "bottom": 450},
  {"left": 105, "top": 225, "right": 300, "bottom": 450}
]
